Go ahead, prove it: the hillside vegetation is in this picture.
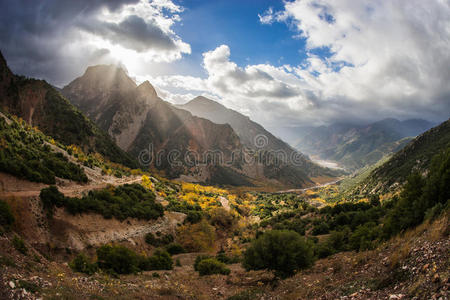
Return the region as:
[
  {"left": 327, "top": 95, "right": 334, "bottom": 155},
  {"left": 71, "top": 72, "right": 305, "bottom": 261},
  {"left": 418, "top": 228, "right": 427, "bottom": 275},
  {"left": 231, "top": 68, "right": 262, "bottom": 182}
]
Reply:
[
  {"left": 0, "top": 115, "right": 87, "bottom": 184},
  {"left": 360, "top": 119, "right": 450, "bottom": 194}
]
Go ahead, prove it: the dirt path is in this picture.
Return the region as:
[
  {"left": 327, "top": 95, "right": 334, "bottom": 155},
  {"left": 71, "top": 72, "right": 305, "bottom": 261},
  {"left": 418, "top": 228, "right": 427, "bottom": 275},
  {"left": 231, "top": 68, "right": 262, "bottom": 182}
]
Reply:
[
  {"left": 277, "top": 178, "right": 343, "bottom": 194},
  {"left": 0, "top": 177, "right": 142, "bottom": 198}
]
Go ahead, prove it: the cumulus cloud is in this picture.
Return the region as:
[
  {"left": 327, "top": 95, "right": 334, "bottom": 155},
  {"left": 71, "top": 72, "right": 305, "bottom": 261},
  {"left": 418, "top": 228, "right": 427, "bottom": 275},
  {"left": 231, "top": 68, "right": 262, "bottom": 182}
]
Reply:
[
  {"left": 0, "top": 0, "right": 190, "bottom": 86},
  {"left": 157, "top": 0, "right": 450, "bottom": 127}
]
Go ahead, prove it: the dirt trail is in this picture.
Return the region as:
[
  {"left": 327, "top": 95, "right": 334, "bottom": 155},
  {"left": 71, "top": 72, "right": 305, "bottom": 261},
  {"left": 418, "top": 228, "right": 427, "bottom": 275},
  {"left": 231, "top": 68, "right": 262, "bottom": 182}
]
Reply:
[
  {"left": 276, "top": 178, "right": 342, "bottom": 194},
  {"left": 0, "top": 176, "right": 142, "bottom": 198}
]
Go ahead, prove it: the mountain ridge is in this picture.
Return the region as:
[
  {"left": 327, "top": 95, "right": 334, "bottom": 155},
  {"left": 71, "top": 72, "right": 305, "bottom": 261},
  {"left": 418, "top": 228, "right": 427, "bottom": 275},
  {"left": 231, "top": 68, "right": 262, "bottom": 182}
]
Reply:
[{"left": 0, "top": 51, "right": 138, "bottom": 168}]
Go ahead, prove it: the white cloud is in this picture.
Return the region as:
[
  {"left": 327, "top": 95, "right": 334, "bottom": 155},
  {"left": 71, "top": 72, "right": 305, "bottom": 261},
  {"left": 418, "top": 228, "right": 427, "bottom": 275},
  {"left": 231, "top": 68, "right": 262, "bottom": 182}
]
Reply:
[{"left": 156, "top": 0, "right": 450, "bottom": 127}]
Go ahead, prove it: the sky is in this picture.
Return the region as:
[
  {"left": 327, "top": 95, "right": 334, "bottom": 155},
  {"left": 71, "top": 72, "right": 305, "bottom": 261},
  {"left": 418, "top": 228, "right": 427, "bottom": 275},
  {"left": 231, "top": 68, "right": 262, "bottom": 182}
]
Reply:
[{"left": 1, "top": 0, "right": 449, "bottom": 130}]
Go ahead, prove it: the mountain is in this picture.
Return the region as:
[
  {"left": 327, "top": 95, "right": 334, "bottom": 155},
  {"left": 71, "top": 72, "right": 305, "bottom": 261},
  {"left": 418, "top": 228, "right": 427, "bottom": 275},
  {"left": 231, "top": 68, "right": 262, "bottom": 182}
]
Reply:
[
  {"left": 180, "top": 96, "right": 338, "bottom": 179},
  {"left": 63, "top": 68, "right": 336, "bottom": 187},
  {"left": 62, "top": 66, "right": 252, "bottom": 185},
  {"left": 358, "top": 118, "right": 450, "bottom": 194},
  {"left": 180, "top": 96, "right": 295, "bottom": 152},
  {"left": 287, "top": 118, "right": 435, "bottom": 171},
  {"left": 0, "top": 52, "right": 137, "bottom": 168}
]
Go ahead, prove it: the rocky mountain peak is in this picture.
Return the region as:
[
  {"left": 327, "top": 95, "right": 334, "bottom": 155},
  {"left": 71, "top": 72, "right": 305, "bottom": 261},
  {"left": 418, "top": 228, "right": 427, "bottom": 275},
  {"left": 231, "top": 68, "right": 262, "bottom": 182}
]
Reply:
[
  {"left": 76, "top": 64, "right": 137, "bottom": 92},
  {"left": 137, "top": 80, "right": 157, "bottom": 98}
]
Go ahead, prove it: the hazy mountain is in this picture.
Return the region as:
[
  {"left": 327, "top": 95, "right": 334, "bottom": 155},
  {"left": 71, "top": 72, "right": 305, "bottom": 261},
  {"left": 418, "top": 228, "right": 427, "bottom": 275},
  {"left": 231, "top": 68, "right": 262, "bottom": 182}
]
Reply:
[
  {"left": 180, "top": 96, "right": 295, "bottom": 152},
  {"left": 285, "top": 118, "right": 435, "bottom": 171},
  {"left": 63, "top": 67, "right": 334, "bottom": 187},
  {"left": 0, "top": 52, "right": 137, "bottom": 168},
  {"left": 359, "top": 118, "right": 450, "bottom": 194},
  {"left": 180, "top": 96, "right": 339, "bottom": 179}
]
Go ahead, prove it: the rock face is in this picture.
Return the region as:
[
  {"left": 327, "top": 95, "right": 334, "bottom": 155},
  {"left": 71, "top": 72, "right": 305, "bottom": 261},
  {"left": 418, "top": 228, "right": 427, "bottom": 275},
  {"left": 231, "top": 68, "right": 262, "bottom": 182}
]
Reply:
[
  {"left": 63, "top": 66, "right": 334, "bottom": 187},
  {"left": 0, "top": 52, "right": 137, "bottom": 168}
]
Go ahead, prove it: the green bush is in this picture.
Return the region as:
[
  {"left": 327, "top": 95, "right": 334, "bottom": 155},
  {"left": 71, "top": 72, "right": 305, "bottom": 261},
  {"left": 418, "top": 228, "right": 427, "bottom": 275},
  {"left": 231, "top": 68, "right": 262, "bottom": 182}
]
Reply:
[
  {"left": 349, "top": 222, "right": 381, "bottom": 251},
  {"left": 12, "top": 235, "right": 28, "bottom": 255},
  {"left": 0, "top": 200, "right": 15, "bottom": 230},
  {"left": 40, "top": 185, "right": 65, "bottom": 217},
  {"left": 40, "top": 184, "right": 164, "bottom": 221},
  {"left": 165, "top": 243, "right": 185, "bottom": 255},
  {"left": 216, "top": 250, "right": 239, "bottom": 264},
  {"left": 311, "top": 222, "right": 330, "bottom": 235},
  {"left": 315, "top": 242, "right": 335, "bottom": 259},
  {"left": 96, "top": 245, "right": 140, "bottom": 274},
  {"left": 69, "top": 253, "right": 98, "bottom": 275},
  {"left": 243, "top": 230, "right": 314, "bottom": 278},
  {"left": 194, "top": 254, "right": 212, "bottom": 271},
  {"left": 145, "top": 232, "right": 174, "bottom": 247},
  {"left": 196, "top": 258, "right": 230, "bottom": 276},
  {"left": 145, "top": 250, "right": 173, "bottom": 270}
]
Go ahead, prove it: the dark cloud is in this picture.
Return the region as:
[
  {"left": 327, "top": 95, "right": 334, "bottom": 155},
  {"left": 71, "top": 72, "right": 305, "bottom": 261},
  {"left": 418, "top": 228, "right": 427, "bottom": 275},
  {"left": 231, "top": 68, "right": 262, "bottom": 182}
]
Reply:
[
  {"left": 80, "top": 15, "right": 177, "bottom": 52},
  {"left": 0, "top": 0, "right": 187, "bottom": 86}
]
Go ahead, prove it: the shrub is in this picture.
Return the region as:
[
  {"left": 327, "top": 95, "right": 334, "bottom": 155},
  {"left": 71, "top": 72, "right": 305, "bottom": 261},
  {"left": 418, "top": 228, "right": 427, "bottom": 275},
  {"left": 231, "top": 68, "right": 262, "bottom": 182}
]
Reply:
[
  {"left": 0, "top": 200, "right": 15, "bottom": 230},
  {"left": 243, "top": 230, "right": 314, "bottom": 278},
  {"left": 349, "top": 222, "right": 381, "bottom": 251},
  {"left": 315, "top": 242, "right": 335, "bottom": 259},
  {"left": 311, "top": 222, "right": 330, "bottom": 235},
  {"left": 165, "top": 243, "right": 185, "bottom": 255},
  {"left": 185, "top": 211, "right": 203, "bottom": 224},
  {"left": 196, "top": 258, "right": 230, "bottom": 276},
  {"left": 177, "top": 219, "right": 216, "bottom": 252},
  {"left": 96, "top": 245, "right": 140, "bottom": 274},
  {"left": 209, "top": 207, "right": 235, "bottom": 228},
  {"left": 144, "top": 250, "right": 173, "bottom": 270},
  {"left": 40, "top": 186, "right": 65, "bottom": 218},
  {"left": 216, "top": 250, "right": 239, "bottom": 264},
  {"left": 194, "top": 255, "right": 213, "bottom": 271},
  {"left": 12, "top": 235, "right": 28, "bottom": 255},
  {"left": 69, "top": 253, "right": 98, "bottom": 275},
  {"left": 145, "top": 232, "right": 174, "bottom": 247}
]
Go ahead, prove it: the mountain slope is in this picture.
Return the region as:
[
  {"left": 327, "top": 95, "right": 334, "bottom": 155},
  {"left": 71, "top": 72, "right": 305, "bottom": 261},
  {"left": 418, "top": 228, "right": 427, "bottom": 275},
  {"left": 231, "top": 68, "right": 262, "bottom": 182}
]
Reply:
[
  {"left": 290, "top": 118, "right": 435, "bottom": 171},
  {"left": 180, "top": 96, "right": 294, "bottom": 152},
  {"left": 180, "top": 96, "right": 337, "bottom": 180},
  {"left": 359, "top": 118, "right": 450, "bottom": 194},
  {"left": 0, "top": 52, "right": 137, "bottom": 168},
  {"left": 62, "top": 67, "right": 258, "bottom": 186}
]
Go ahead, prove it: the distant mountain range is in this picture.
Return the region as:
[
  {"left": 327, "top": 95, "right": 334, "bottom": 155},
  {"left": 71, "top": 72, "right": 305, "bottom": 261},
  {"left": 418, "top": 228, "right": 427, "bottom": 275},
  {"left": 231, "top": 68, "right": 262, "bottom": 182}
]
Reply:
[
  {"left": 276, "top": 118, "right": 435, "bottom": 171},
  {"left": 62, "top": 65, "right": 336, "bottom": 187}
]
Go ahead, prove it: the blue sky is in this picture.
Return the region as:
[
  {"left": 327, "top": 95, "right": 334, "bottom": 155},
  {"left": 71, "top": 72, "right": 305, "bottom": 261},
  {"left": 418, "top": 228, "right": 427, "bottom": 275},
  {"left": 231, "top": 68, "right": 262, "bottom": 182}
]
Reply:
[{"left": 172, "top": 0, "right": 308, "bottom": 76}]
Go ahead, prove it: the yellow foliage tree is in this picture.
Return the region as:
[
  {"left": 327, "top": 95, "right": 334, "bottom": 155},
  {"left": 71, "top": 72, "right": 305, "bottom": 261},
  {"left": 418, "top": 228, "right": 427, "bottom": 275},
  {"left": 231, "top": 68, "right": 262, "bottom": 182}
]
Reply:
[{"left": 141, "top": 175, "right": 154, "bottom": 191}]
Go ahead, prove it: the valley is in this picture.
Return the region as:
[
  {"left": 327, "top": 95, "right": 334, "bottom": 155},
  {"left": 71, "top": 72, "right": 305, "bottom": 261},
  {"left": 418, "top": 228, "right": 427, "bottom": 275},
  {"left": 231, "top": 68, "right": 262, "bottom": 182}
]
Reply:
[{"left": 0, "top": 3, "right": 449, "bottom": 298}]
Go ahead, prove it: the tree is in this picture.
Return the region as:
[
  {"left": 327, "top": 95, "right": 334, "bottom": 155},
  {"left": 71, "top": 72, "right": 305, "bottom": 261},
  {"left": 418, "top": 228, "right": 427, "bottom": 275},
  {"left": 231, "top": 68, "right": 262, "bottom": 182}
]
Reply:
[{"left": 243, "top": 230, "right": 314, "bottom": 278}]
